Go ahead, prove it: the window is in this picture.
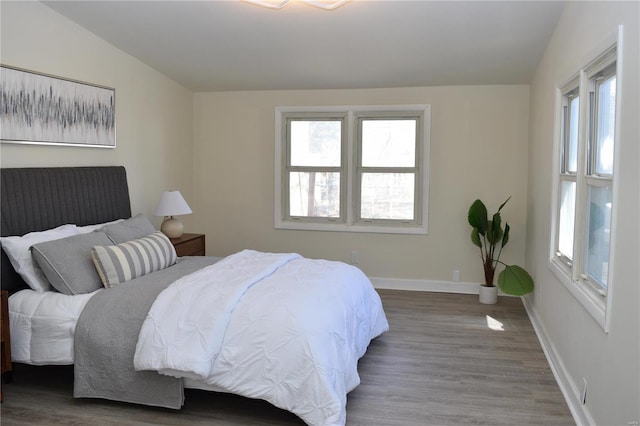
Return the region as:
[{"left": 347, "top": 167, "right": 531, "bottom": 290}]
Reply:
[
  {"left": 275, "top": 105, "right": 430, "bottom": 234},
  {"left": 286, "top": 115, "right": 346, "bottom": 221},
  {"left": 551, "top": 44, "right": 618, "bottom": 330},
  {"left": 584, "top": 62, "right": 616, "bottom": 292},
  {"left": 556, "top": 84, "right": 579, "bottom": 265}
]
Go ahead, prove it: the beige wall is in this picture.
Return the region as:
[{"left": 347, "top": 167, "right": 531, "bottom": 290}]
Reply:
[
  {"left": 0, "top": 2, "right": 194, "bottom": 228},
  {"left": 193, "top": 86, "right": 530, "bottom": 282},
  {"left": 526, "top": 1, "right": 639, "bottom": 424}
]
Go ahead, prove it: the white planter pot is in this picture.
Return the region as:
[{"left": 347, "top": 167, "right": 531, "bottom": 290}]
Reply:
[{"left": 479, "top": 285, "right": 498, "bottom": 304}]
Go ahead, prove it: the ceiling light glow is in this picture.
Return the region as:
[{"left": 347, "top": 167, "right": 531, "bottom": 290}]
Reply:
[{"left": 242, "top": 0, "right": 350, "bottom": 10}]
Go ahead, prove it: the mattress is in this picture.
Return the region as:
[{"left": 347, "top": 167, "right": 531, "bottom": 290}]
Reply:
[{"left": 9, "top": 289, "right": 98, "bottom": 365}]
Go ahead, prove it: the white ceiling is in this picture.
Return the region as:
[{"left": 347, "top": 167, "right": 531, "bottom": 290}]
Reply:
[{"left": 43, "top": 0, "right": 565, "bottom": 92}]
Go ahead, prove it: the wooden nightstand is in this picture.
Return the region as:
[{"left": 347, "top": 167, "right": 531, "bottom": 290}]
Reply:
[
  {"left": 170, "top": 233, "right": 206, "bottom": 257},
  {"left": 1, "top": 290, "right": 12, "bottom": 402}
]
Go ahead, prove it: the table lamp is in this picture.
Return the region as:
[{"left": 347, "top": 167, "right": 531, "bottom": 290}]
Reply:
[{"left": 154, "top": 191, "right": 192, "bottom": 238}]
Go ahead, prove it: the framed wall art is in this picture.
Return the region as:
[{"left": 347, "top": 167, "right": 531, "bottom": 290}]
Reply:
[{"left": 0, "top": 65, "right": 116, "bottom": 148}]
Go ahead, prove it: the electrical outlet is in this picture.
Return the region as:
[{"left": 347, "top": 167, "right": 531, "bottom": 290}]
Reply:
[
  {"left": 453, "top": 269, "right": 461, "bottom": 282},
  {"left": 580, "top": 378, "right": 588, "bottom": 405},
  {"left": 350, "top": 250, "right": 359, "bottom": 265}
]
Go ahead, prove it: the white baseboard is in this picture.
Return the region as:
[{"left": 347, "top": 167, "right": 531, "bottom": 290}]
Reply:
[
  {"left": 522, "top": 297, "right": 594, "bottom": 426},
  {"left": 370, "top": 277, "right": 480, "bottom": 293},
  {"left": 370, "top": 277, "right": 517, "bottom": 296}
]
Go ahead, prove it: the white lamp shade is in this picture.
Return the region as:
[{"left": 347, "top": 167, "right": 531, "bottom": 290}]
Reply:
[{"left": 154, "top": 191, "right": 192, "bottom": 217}]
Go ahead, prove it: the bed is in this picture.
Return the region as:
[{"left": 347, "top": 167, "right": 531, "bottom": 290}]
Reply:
[{"left": 0, "top": 166, "right": 389, "bottom": 426}]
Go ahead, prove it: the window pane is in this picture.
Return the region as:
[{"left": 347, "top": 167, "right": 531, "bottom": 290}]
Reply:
[
  {"left": 595, "top": 75, "right": 616, "bottom": 175},
  {"left": 585, "top": 185, "right": 612, "bottom": 288},
  {"left": 361, "top": 173, "right": 414, "bottom": 220},
  {"left": 558, "top": 181, "right": 576, "bottom": 260},
  {"left": 361, "top": 119, "right": 416, "bottom": 167},
  {"left": 567, "top": 96, "right": 579, "bottom": 173},
  {"left": 289, "top": 172, "right": 340, "bottom": 218},
  {"left": 290, "top": 121, "right": 341, "bottom": 167}
]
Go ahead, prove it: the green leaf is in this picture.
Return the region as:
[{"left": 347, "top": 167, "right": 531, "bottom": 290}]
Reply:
[
  {"left": 486, "top": 219, "right": 503, "bottom": 245},
  {"left": 492, "top": 212, "right": 501, "bottom": 231},
  {"left": 498, "top": 196, "right": 511, "bottom": 213},
  {"left": 471, "top": 228, "right": 482, "bottom": 248},
  {"left": 486, "top": 220, "right": 495, "bottom": 244},
  {"left": 492, "top": 212, "right": 502, "bottom": 242},
  {"left": 502, "top": 223, "right": 510, "bottom": 248},
  {"left": 468, "top": 199, "right": 488, "bottom": 235},
  {"left": 497, "top": 265, "right": 534, "bottom": 296}
]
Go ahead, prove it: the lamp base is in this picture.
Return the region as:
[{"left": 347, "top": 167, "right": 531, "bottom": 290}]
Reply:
[{"left": 160, "top": 216, "right": 184, "bottom": 239}]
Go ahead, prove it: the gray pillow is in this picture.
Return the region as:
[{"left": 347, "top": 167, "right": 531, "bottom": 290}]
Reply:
[
  {"left": 102, "top": 213, "right": 155, "bottom": 244},
  {"left": 31, "top": 231, "right": 114, "bottom": 295}
]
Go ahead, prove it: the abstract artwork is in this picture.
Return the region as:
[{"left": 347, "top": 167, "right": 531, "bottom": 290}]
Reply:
[{"left": 0, "top": 65, "right": 116, "bottom": 148}]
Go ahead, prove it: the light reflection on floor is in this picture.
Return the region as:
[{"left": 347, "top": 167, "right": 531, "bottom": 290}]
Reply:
[{"left": 486, "top": 315, "right": 505, "bottom": 331}]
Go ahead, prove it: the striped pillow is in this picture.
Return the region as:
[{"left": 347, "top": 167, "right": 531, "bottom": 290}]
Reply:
[{"left": 91, "top": 231, "right": 177, "bottom": 288}]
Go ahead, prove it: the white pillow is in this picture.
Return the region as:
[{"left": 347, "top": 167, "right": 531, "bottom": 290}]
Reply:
[
  {"left": 76, "top": 219, "right": 125, "bottom": 234},
  {"left": 0, "top": 224, "right": 80, "bottom": 292}
]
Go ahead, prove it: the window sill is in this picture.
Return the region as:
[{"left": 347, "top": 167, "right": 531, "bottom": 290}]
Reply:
[
  {"left": 549, "top": 257, "right": 608, "bottom": 332},
  {"left": 274, "top": 220, "right": 428, "bottom": 235}
]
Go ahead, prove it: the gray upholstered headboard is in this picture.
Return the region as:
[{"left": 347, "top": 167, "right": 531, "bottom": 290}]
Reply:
[{"left": 1, "top": 166, "right": 132, "bottom": 293}]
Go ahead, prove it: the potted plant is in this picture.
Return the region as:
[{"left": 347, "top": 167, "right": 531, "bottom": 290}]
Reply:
[{"left": 468, "top": 197, "right": 534, "bottom": 304}]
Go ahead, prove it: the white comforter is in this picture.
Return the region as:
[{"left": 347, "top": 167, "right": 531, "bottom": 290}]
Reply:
[{"left": 134, "top": 250, "right": 389, "bottom": 426}]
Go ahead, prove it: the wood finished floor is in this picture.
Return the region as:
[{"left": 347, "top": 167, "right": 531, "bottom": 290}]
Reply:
[{"left": 0, "top": 290, "right": 574, "bottom": 425}]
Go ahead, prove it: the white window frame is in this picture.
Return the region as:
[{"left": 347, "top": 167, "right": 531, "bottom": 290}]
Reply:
[
  {"left": 549, "top": 29, "right": 622, "bottom": 332},
  {"left": 275, "top": 104, "right": 431, "bottom": 234},
  {"left": 554, "top": 79, "right": 580, "bottom": 272},
  {"left": 281, "top": 112, "right": 348, "bottom": 224}
]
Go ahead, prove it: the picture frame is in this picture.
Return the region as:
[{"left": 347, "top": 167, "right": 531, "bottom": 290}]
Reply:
[{"left": 0, "top": 65, "right": 116, "bottom": 148}]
